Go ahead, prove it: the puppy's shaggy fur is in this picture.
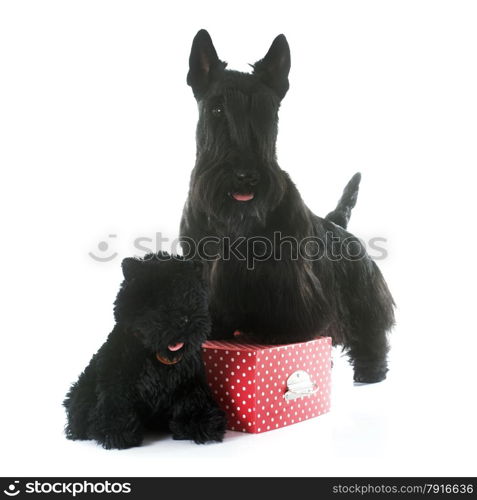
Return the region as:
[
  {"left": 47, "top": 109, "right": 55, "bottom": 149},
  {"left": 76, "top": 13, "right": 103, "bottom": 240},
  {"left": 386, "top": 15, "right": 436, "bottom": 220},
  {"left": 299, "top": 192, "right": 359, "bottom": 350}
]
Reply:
[{"left": 64, "top": 253, "right": 226, "bottom": 449}]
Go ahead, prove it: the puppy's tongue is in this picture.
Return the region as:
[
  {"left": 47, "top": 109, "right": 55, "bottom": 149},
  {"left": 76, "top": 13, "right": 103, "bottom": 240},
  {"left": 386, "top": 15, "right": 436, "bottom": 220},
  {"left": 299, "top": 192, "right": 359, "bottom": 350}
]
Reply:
[
  {"left": 232, "top": 193, "right": 254, "bottom": 202},
  {"left": 168, "top": 342, "right": 184, "bottom": 352}
]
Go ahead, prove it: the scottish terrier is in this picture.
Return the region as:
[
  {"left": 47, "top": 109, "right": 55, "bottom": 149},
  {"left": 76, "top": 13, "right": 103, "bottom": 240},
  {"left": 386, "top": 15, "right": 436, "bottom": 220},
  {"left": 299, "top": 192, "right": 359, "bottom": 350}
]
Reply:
[
  {"left": 64, "top": 253, "right": 226, "bottom": 449},
  {"left": 180, "top": 30, "right": 395, "bottom": 383}
]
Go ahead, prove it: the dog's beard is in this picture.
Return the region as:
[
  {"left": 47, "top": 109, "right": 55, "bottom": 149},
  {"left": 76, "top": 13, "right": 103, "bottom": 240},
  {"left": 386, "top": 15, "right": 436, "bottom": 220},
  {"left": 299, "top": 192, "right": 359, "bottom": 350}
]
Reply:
[{"left": 189, "top": 160, "right": 287, "bottom": 235}]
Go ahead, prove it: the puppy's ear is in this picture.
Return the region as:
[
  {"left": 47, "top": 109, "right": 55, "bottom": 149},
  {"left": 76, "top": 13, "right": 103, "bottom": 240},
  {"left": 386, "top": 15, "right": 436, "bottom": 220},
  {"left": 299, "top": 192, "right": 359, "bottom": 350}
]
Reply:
[
  {"left": 187, "top": 29, "right": 226, "bottom": 99},
  {"left": 253, "top": 34, "right": 291, "bottom": 100},
  {"left": 154, "top": 251, "right": 172, "bottom": 261},
  {"left": 121, "top": 257, "right": 143, "bottom": 281}
]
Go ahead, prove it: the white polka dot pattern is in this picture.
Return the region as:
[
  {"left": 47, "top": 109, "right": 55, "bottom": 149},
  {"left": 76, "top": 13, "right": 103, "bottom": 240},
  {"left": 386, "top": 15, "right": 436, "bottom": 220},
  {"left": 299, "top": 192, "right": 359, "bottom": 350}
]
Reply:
[{"left": 201, "top": 337, "right": 332, "bottom": 433}]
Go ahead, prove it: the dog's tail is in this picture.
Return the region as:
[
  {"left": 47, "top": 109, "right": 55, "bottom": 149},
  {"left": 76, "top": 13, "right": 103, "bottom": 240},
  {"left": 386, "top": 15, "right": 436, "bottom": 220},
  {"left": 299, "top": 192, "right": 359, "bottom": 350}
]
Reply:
[{"left": 325, "top": 172, "right": 361, "bottom": 229}]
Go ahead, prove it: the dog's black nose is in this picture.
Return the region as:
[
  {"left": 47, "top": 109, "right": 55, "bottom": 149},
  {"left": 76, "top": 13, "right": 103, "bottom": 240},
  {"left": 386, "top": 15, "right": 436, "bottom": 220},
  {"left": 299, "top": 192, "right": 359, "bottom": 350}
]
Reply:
[
  {"left": 178, "top": 315, "right": 190, "bottom": 328},
  {"left": 234, "top": 169, "right": 259, "bottom": 186}
]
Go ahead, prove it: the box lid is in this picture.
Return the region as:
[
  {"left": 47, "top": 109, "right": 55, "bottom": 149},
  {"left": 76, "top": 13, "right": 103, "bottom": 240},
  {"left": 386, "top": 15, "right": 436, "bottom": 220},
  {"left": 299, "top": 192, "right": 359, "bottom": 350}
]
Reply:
[{"left": 202, "top": 337, "right": 331, "bottom": 353}]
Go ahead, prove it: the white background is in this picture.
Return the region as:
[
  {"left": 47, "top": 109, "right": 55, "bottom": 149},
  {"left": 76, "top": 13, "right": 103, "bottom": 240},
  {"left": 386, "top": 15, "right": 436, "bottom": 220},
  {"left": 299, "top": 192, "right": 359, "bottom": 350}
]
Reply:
[{"left": 1, "top": 0, "right": 476, "bottom": 477}]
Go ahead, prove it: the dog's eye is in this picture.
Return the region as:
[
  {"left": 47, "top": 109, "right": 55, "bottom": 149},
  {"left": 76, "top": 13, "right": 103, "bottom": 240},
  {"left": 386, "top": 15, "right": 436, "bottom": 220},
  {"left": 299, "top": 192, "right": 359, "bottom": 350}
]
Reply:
[{"left": 211, "top": 105, "right": 223, "bottom": 117}]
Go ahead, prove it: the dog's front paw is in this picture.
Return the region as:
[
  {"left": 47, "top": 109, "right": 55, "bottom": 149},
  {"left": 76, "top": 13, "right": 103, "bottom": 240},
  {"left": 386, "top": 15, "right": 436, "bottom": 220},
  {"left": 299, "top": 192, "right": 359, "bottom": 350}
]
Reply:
[
  {"left": 170, "top": 408, "right": 226, "bottom": 444},
  {"left": 354, "top": 363, "right": 388, "bottom": 384},
  {"left": 97, "top": 431, "right": 143, "bottom": 450}
]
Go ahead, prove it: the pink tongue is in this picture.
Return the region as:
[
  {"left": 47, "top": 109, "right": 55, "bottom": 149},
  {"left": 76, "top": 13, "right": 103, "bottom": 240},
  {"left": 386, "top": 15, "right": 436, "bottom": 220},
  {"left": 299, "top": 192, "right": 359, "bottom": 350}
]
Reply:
[
  {"left": 232, "top": 193, "right": 254, "bottom": 201},
  {"left": 168, "top": 342, "right": 184, "bottom": 352}
]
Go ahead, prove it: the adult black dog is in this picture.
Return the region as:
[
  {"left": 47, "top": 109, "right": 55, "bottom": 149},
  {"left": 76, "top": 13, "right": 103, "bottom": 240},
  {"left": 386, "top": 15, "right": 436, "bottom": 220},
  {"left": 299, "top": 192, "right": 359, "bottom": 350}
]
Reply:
[{"left": 180, "top": 30, "right": 395, "bottom": 383}]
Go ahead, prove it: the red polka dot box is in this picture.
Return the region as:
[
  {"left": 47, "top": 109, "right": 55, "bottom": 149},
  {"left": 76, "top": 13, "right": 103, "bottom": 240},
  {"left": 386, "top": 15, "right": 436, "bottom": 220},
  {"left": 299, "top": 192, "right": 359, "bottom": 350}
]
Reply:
[{"left": 201, "top": 337, "right": 332, "bottom": 433}]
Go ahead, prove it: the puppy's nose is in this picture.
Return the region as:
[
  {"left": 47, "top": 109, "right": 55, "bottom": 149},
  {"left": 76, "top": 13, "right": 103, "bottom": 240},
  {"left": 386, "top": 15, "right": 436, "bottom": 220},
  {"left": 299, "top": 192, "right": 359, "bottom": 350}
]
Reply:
[{"left": 234, "top": 170, "right": 259, "bottom": 186}]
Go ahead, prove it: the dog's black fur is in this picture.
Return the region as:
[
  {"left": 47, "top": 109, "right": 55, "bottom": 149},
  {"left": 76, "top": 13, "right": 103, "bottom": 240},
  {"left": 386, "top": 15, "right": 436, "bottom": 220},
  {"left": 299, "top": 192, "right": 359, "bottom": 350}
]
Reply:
[
  {"left": 180, "top": 30, "right": 395, "bottom": 383},
  {"left": 64, "top": 253, "right": 226, "bottom": 449}
]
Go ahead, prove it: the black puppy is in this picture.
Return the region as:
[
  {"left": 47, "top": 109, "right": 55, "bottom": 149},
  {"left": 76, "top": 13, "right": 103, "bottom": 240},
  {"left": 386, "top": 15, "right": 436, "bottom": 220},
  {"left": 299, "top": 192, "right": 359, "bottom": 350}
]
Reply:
[
  {"left": 64, "top": 253, "right": 226, "bottom": 449},
  {"left": 180, "top": 30, "right": 395, "bottom": 383}
]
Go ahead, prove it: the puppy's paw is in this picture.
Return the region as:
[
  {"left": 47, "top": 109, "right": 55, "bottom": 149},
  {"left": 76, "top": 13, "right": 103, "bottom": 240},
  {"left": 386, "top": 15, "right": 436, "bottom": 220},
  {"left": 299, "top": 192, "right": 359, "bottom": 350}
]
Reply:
[
  {"left": 97, "top": 431, "right": 143, "bottom": 450},
  {"left": 171, "top": 408, "right": 226, "bottom": 444},
  {"left": 65, "top": 424, "right": 88, "bottom": 441}
]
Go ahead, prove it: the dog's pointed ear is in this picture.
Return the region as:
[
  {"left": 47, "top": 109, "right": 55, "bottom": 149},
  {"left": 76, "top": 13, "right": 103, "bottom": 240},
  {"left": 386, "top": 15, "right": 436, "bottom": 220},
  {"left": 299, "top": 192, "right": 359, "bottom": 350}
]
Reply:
[
  {"left": 187, "top": 29, "right": 226, "bottom": 99},
  {"left": 121, "top": 257, "right": 143, "bottom": 281},
  {"left": 253, "top": 34, "right": 291, "bottom": 100}
]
